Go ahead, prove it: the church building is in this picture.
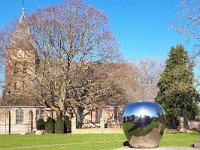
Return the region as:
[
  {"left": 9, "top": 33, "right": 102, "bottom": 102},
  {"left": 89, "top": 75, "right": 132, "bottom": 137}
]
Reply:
[
  {"left": 0, "top": 8, "right": 55, "bottom": 134},
  {"left": 0, "top": 8, "right": 123, "bottom": 134},
  {"left": 0, "top": 7, "right": 158, "bottom": 134}
]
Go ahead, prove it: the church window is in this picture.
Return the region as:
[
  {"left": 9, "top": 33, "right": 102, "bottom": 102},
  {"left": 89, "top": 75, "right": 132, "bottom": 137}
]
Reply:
[
  {"left": 14, "top": 82, "right": 17, "bottom": 90},
  {"left": 14, "top": 62, "right": 18, "bottom": 74},
  {"left": 40, "top": 110, "right": 44, "bottom": 118},
  {"left": 22, "top": 81, "right": 25, "bottom": 91},
  {"left": 114, "top": 107, "right": 122, "bottom": 125},
  {"left": 16, "top": 109, "right": 24, "bottom": 124},
  {"left": 114, "top": 107, "right": 118, "bottom": 122},
  {"left": 22, "top": 63, "right": 27, "bottom": 73},
  {"left": 36, "top": 109, "right": 44, "bottom": 120},
  {"left": 95, "top": 108, "right": 102, "bottom": 123},
  {"left": 36, "top": 109, "right": 39, "bottom": 120}
]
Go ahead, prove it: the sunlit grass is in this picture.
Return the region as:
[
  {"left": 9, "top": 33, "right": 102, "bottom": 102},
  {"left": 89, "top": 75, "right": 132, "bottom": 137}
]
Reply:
[{"left": 0, "top": 132, "right": 198, "bottom": 150}]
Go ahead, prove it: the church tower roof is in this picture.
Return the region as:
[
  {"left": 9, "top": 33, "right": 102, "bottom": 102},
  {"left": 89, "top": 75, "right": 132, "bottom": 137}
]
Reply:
[
  {"left": 11, "top": 6, "right": 30, "bottom": 43},
  {"left": 19, "top": 8, "right": 26, "bottom": 24}
]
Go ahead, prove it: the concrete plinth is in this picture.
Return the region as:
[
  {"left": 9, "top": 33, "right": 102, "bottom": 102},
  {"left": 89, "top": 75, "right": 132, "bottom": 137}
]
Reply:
[
  {"left": 193, "top": 141, "right": 200, "bottom": 148},
  {"left": 114, "top": 146, "right": 198, "bottom": 150}
]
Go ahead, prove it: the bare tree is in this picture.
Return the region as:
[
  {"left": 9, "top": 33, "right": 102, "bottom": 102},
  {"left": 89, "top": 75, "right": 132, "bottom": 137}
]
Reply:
[
  {"left": 132, "top": 58, "right": 165, "bottom": 101},
  {"left": 174, "top": 0, "right": 200, "bottom": 59},
  {"left": 72, "top": 62, "right": 138, "bottom": 126},
  {"left": 28, "top": 0, "right": 124, "bottom": 116},
  {"left": 1, "top": 0, "right": 134, "bottom": 117},
  {"left": 195, "top": 62, "right": 200, "bottom": 87},
  {"left": 0, "top": 26, "right": 13, "bottom": 97},
  {"left": 134, "top": 58, "right": 164, "bottom": 84},
  {"left": 172, "top": 0, "right": 200, "bottom": 90}
]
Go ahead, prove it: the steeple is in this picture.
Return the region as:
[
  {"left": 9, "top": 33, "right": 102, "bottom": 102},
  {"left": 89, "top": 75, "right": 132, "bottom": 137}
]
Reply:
[
  {"left": 19, "top": 7, "right": 26, "bottom": 24},
  {"left": 19, "top": 0, "right": 26, "bottom": 23},
  {"left": 17, "top": 3, "right": 29, "bottom": 35}
]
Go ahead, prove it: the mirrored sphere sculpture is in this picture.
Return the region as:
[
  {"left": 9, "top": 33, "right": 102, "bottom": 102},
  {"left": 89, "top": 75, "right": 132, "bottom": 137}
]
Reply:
[{"left": 122, "top": 102, "right": 165, "bottom": 148}]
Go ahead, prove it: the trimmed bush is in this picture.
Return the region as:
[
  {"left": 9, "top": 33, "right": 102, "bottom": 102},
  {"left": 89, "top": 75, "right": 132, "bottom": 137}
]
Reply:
[
  {"left": 64, "top": 116, "right": 71, "bottom": 133},
  {"left": 36, "top": 119, "right": 45, "bottom": 130},
  {"left": 45, "top": 117, "right": 55, "bottom": 133},
  {"left": 55, "top": 114, "right": 64, "bottom": 134}
]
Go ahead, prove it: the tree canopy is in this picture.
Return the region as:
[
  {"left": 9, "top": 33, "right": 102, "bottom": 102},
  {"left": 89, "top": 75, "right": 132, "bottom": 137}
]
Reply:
[
  {"left": 174, "top": 0, "right": 200, "bottom": 59},
  {"left": 0, "top": 0, "right": 139, "bottom": 117},
  {"left": 156, "top": 45, "right": 199, "bottom": 124}
]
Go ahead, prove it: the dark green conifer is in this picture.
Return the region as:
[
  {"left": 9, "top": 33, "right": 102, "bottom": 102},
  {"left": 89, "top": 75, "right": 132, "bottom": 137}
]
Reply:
[
  {"left": 156, "top": 45, "right": 199, "bottom": 126},
  {"left": 36, "top": 119, "right": 45, "bottom": 130},
  {"left": 55, "top": 114, "right": 64, "bottom": 134},
  {"left": 45, "top": 117, "right": 55, "bottom": 133}
]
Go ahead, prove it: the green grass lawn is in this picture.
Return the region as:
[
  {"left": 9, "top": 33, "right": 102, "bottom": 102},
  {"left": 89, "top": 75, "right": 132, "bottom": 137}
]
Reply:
[{"left": 0, "top": 133, "right": 199, "bottom": 150}]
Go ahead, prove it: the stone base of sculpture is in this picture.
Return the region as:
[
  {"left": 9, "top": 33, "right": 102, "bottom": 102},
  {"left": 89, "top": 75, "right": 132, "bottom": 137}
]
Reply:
[{"left": 114, "top": 146, "right": 198, "bottom": 150}]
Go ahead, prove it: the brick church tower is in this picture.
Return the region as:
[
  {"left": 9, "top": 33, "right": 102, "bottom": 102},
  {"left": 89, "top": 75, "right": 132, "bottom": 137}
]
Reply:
[
  {"left": 0, "top": 8, "right": 48, "bottom": 135},
  {"left": 5, "top": 8, "right": 35, "bottom": 96}
]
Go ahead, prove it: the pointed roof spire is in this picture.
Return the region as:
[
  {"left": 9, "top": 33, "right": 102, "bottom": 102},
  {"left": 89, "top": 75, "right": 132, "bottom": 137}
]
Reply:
[
  {"left": 15, "top": 1, "right": 30, "bottom": 36},
  {"left": 19, "top": 0, "right": 26, "bottom": 23}
]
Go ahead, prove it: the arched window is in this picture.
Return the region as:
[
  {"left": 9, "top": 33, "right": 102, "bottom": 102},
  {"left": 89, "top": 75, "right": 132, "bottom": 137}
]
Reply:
[
  {"left": 114, "top": 107, "right": 118, "bottom": 121},
  {"left": 13, "top": 62, "right": 18, "bottom": 74},
  {"left": 14, "top": 82, "right": 17, "bottom": 90},
  {"left": 16, "top": 109, "right": 24, "bottom": 124},
  {"left": 40, "top": 110, "right": 44, "bottom": 118},
  {"left": 22, "top": 62, "right": 27, "bottom": 73},
  {"left": 95, "top": 108, "right": 102, "bottom": 123},
  {"left": 22, "top": 81, "right": 25, "bottom": 91},
  {"left": 36, "top": 109, "right": 40, "bottom": 120},
  {"left": 114, "top": 107, "right": 122, "bottom": 125}
]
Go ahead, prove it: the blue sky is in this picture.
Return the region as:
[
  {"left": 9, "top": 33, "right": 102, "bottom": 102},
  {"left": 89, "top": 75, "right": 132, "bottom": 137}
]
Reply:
[{"left": 0, "top": 0, "right": 188, "bottom": 61}]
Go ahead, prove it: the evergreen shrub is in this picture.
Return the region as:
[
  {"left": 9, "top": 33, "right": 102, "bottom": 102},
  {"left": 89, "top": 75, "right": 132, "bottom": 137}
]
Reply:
[
  {"left": 55, "top": 114, "right": 64, "bottom": 134},
  {"left": 64, "top": 116, "right": 71, "bottom": 133},
  {"left": 45, "top": 117, "right": 55, "bottom": 133},
  {"left": 36, "top": 118, "right": 45, "bottom": 130}
]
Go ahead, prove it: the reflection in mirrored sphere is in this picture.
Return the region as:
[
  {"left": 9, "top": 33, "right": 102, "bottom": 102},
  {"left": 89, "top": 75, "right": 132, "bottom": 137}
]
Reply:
[{"left": 122, "top": 102, "right": 165, "bottom": 148}]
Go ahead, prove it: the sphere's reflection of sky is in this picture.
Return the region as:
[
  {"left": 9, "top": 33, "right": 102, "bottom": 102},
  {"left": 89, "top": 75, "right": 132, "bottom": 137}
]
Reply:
[{"left": 123, "top": 102, "right": 162, "bottom": 118}]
